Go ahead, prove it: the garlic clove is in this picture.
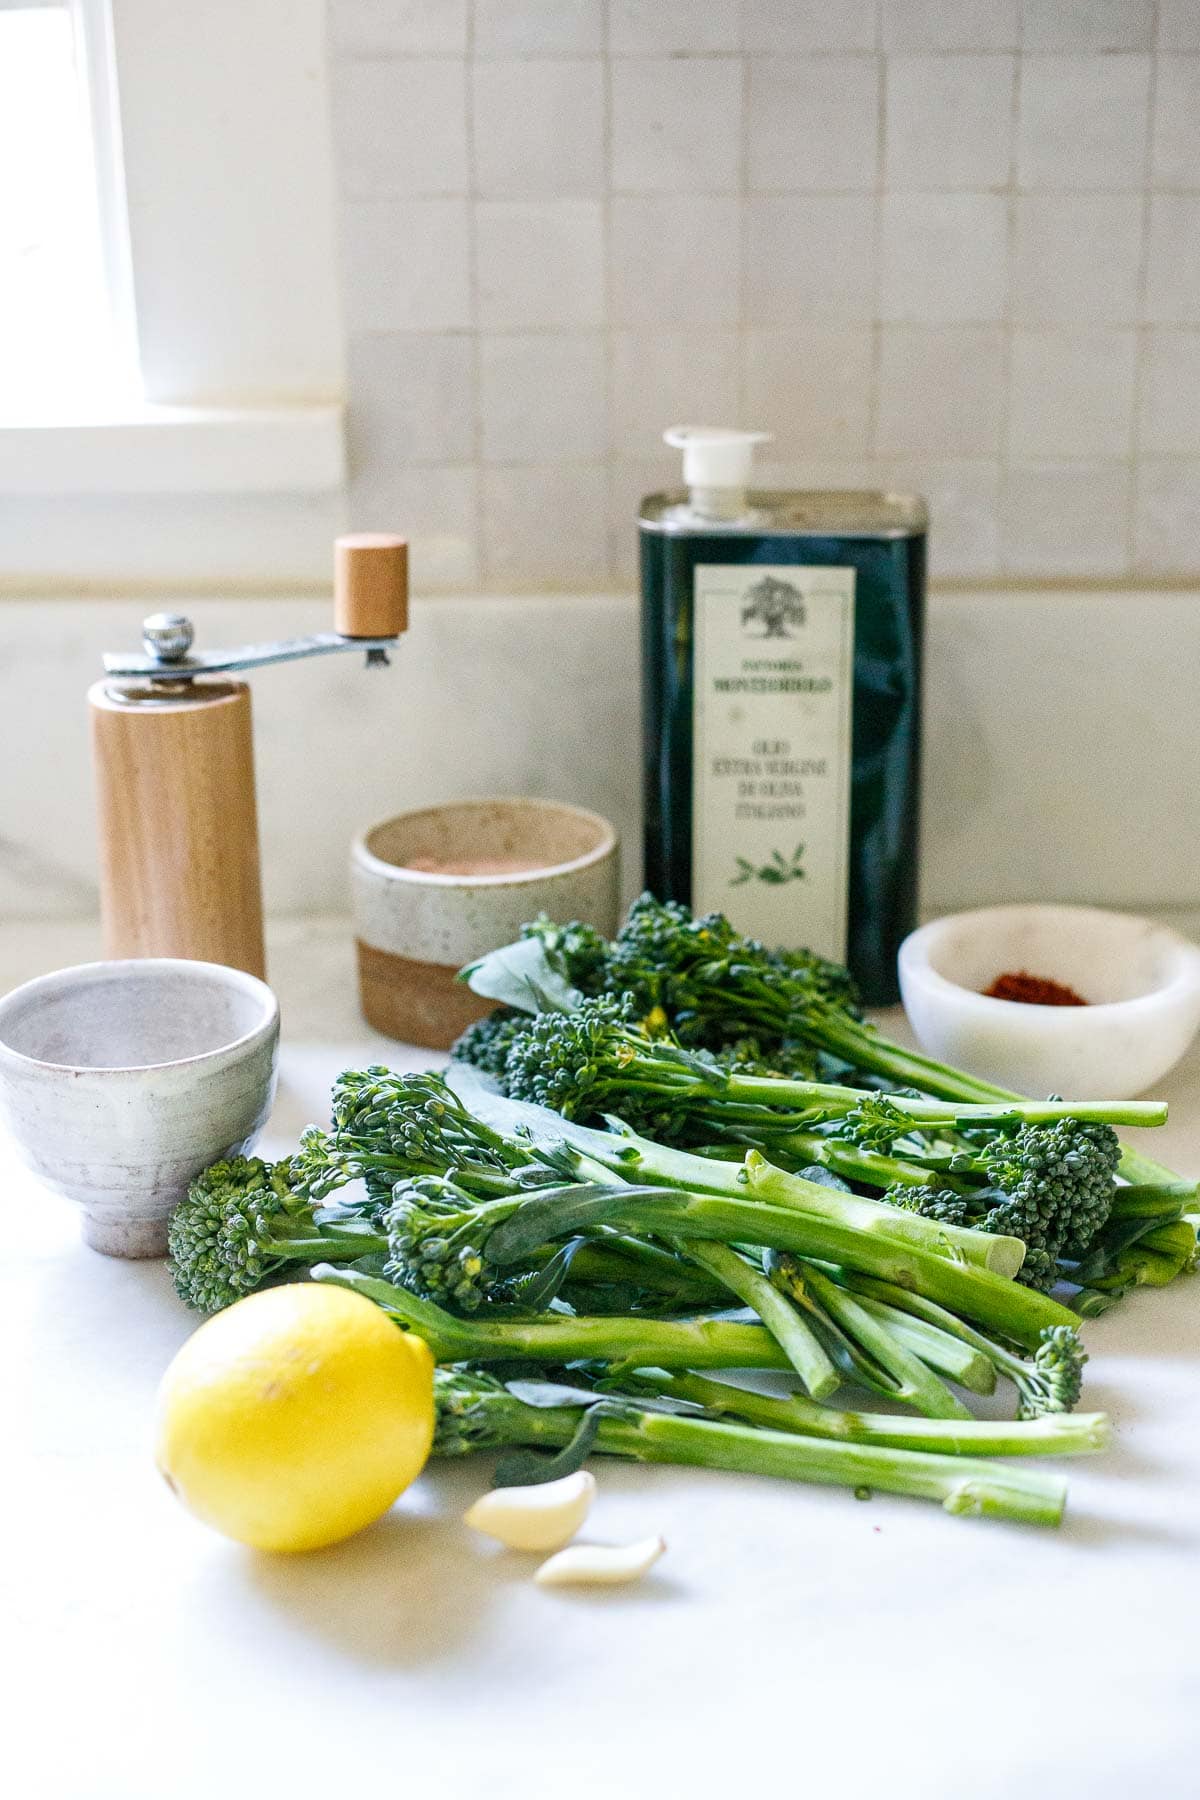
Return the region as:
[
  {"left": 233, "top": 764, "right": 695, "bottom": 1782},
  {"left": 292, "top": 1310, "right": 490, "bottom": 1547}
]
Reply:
[
  {"left": 463, "top": 1469, "right": 596, "bottom": 1552},
  {"left": 533, "top": 1535, "right": 667, "bottom": 1588}
]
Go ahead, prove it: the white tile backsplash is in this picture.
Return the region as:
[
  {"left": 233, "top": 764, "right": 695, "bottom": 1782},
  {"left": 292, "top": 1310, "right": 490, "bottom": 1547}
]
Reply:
[
  {"left": 1012, "top": 194, "right": 1143, "bottom": 323},
  {"left": 610, "top": 196, "right": 741, "bottom": 326},
  {"left": 744, "top": 196, "right": 877, "bottom": 323},
  {"left": 742, "top": 328, "right": 873, "bottom": 456},
  {"left": 1017, "top": 54, "right": 1151, "bottom": 190},
  {"left": 479, "top": 333, "right": 606, "bottom": 461},
  {"left": 1134, "top": 461, "right": 1200, "bottom": 573},
  {"left": 742, "top": 0, "right": 877, "bottom": 53},
  {"left": 874, "top": 326, "right": 1006, "bottom": 455},
  {"left": 609, "top": 0, "right": 739, "bottom": 55},
  {"left": 610, "top": 331, "right": 740, "bottom": 455},
  {"left": 1139, "top": 332, "right": 1200, "bottom": 456},
  {"left": 329, "top": 0, "right": 468, "bottom": 56},
  {"left": 346, "top": 463, "right": 478, "bottom": 588},
  {"left": 481, "top": 465, "right": 608, "bottom": 584},
  {"left": 1144, "top": 197, "right": 1200, "bottom": 324},
  {"left": 1153, "top": 57, "right": 1200, "bottom": 190},
  {"left": 473, "top": 0, "right": 603, "bottom": 56},
  {"left": 746, "top": 56, "right": 880, "bottom": 192},
  {"left": 1020, "top": 1, "right": 1154, "bottom": 52},
  {"left": 880, "top": 0, "right": 1018, "bottom": 52},
  {"left": 1001, "top": 461, "right": 1132, "bottom": 574},
  {"left": 472, "top": 60, "right": 604, "bottom": 197},
  {"left": 475, "top": 201, "right": 605, "bottom": 328},
  {"left": 1008, "top": 329, "right": 1138, "bottom": 458},
  {"left": 1158, "top": 1, "right": 1200, "bottom": 51},
  {"left": 347, "top": 332, "right": 475, "bottom": 465},
  {"left": 884, "top": 56, "right": 1014, "bottom": 190},
  {"left": 611, "top": 57, "right": 742, "bottom": 194},
  {"left": 322, "top": 1, "right": 1200, "bottom": 587},
  {"left": 879, "top": 192, "right": 1008, "bottom": 321},
  {"left": 341, "top": 198, "right": 471, "bottom": 331}
]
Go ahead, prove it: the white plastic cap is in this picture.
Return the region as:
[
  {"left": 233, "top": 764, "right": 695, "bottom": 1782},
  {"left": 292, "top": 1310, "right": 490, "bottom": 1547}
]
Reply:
[{"left": 664, "top": 425, "right": 772, "bottom": 491}]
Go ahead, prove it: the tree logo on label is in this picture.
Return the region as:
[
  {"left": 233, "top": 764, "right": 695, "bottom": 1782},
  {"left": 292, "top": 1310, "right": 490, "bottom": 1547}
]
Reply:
[{"left": 740, "top": 575, "right": 806, "bottom": 639}]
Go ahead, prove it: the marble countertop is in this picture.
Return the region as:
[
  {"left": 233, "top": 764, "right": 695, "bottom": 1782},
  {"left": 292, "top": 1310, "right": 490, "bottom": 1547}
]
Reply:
[{"left": 4, "top": 917, "right": 1200, "bottom": 1800}]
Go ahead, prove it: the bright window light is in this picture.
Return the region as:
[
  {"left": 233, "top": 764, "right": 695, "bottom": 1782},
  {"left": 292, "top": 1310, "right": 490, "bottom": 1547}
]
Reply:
[{"left": 0, "top": 2, "right": 128, "bottom": 419}]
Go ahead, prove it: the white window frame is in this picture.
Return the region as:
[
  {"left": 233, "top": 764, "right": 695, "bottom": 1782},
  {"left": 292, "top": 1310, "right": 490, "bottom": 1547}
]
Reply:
[{"left": 0, "top": 0, "right": 345, "bottom": 498}]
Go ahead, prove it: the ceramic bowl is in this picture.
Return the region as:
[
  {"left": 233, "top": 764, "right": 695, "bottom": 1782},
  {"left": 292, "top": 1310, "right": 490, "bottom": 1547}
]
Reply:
[
  {"left": 0, "top": 959, "right": 279, "bottom": 1258},
  {"left": 352, "top": 797, "right": 619, "bottom": 1049},
  {"left": 898, "top": 904, "right": 1200, "bottom": 1099}
]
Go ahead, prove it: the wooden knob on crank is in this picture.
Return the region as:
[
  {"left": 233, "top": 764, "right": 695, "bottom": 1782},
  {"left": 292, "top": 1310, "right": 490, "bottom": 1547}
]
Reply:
[{"left": 334, "top": 533, "right": 409, "bottom": 639}]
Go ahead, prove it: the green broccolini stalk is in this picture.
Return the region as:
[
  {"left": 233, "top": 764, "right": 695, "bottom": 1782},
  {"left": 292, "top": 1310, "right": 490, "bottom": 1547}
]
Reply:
[
  {"left": 461, "top": 893, "right": 1192, "bottom": 1202},
  {"left": 480, "top": 1177, "right": 1082, "bottom": 1352},
  {"left": 498, "top": 994, "right": 1164, "bottom": 1134},
  {"left": 755, "top": 1101, "right": 1124, "bottom": 1293},
  {"left": 833, "top": 1271, "right": 1089, "bottom": 1419},
  {"left": 311, "top": 1264, "right": 798, "bottom": 1372},
  {"left": 613, "top": 1370, "right": 1110, "bottom": 1459},
  {"left": 676, "top": 1237, "right": 840, "bottom": 1401},
  {"left": 429, "top": 1367, "right": 1070, "bottom": 1528},
  {"left": 767, "top": 1255, "right": 975, "bottom": 1420}
]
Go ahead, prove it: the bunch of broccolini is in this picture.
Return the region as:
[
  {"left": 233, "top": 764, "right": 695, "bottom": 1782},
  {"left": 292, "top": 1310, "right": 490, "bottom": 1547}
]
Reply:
[
  {"left": 164, "top": 895, "right": 1194, "bottom": 1532},
  {"left": 457, "top": 895, "right": 1197, "bottom": 1310}
]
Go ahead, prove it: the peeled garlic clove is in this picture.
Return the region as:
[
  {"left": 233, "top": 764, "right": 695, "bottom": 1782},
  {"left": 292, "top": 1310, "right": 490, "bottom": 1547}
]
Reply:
[
  {"left": 534, "top": 1535, "right": 667, "bottom": 1588},
  {"left": 463, "top": 1469, "right": 596, "bottom": 1551}
]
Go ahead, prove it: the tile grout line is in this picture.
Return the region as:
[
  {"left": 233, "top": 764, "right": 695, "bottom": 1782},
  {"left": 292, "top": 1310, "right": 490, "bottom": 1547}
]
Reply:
[
  {"left": 464, "top": 3, "right": 486, "bottom": 586},
  {"left": 736, "top": 36, "right": 750, "bottom": 432},
  {"left": 865, "top": 1, "right": 885, "bottom": 461},
  {"left": 995, "top": 41, "right": 1021, "bottom": 576},
  {"left": 1128, "top": 4, "right": 1162, "bottom": 577},
  {"left": 602, "top": 5, "right": 618, "bottom": 584}
]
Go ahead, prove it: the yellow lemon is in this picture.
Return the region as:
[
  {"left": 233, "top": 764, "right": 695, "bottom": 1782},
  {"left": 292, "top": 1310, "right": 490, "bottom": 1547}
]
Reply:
[{"left": 154, "top": 1283, "right": 435, "bottom": 1552}]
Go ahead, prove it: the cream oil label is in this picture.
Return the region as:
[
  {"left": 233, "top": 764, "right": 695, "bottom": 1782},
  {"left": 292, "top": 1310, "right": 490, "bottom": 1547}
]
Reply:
[{"left": 691, "top": 564, "right": 856, "bottom": 961}]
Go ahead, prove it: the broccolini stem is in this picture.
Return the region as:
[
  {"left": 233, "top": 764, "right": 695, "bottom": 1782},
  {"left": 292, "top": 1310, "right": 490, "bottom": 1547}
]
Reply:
[
  {"left": 584, "top": 1410, "right": 1068, "bottom": 1526},
  {"left": 313, "top": 1265, "right": 794, "bottom": 1370},
  {"left": 591, "top": 1128, "right": 1024, "bottom": 1277},
  {"left": 675, "top": 1239, "right": 840, "bottom": 1401},
  {"left": 641, "top": 1372, "right": 1110, "bottom": 1459},
  {"left": 720, "top": 1073, "right": 1167, "bottom": 1129},
  {"left": 818, "top": 1032, "right": 1188, "bottom": 1194},
  {"left": 782, "top": 1260, "right": 973, "bottom": 1421},
  {"left": 760, "top": 1129, "right": 939, "bottom": 1191},
  {"left": 835, "top": 1289, "right": 997, "bottom": 1394},
  {"left": 559, "top": 1189, "right": 1077, "bottom": 1350}
]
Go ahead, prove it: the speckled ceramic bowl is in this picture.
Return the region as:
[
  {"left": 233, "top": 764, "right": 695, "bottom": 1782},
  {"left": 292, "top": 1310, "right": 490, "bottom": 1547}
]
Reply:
[
  {"left": 351, "top": 797, "right": 619, "bottom": 1049},
  {"left": 0, "top": 959, "right": 279, "bottom": 1257}
]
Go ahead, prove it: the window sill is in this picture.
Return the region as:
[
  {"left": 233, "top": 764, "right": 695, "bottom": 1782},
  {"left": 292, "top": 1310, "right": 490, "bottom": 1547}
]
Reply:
[{"left": 0, "top": 403, "right": 345, "bottom": 496}]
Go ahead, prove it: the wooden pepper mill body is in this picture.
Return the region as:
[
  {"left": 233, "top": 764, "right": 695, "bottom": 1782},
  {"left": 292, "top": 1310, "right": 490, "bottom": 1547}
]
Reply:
[
  {"left": 89, "top": 678, "right": 267, "bottom": 978},
  {"left": 89, "top": 534, "right": 408, "bottom": 982}
]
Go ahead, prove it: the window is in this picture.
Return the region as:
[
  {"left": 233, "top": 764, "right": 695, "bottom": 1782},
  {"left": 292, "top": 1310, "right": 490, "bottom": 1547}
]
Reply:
[
  {"left": 0, "top": 0, "right": 344, "bottom": 528},
  {"left": 0, "top": 0, "right": 126, "bottom": 419}
]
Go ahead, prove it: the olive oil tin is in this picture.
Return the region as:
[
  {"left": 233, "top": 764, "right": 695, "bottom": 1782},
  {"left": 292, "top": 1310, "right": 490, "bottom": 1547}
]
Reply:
[{"left": 639, "top": 476, "right": 927, "bottom": 1007}]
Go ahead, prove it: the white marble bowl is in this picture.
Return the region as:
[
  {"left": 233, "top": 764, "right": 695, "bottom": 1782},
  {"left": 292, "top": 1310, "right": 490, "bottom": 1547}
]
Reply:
[
  {"left": 0, "top": 959, "right": 279, "bottom": 1258},
  {"left": 899, "top": 904, "right": 1200, "bottom": 1099},
  {"left": 352, "top": 797, "right": 619, "bottom": 1048}
]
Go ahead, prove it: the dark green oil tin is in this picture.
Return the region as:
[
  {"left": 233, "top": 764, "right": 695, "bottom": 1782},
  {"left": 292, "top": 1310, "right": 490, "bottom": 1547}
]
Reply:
[{"left": 639, "top": 489, "right": 927, "bottom": 1006}]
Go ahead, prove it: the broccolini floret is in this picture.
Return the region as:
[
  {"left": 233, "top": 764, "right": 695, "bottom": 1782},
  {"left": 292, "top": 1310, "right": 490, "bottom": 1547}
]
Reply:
[
  {"left": 167, "top": 1154, "right": 374, "bottom": 1314},
  {"left": 450, "top": 1008, "right": 531, "bottom": 1080}
]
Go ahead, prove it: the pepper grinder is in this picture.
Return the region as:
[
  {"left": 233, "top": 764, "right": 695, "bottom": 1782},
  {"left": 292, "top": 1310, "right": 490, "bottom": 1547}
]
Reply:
[{"left": 89, "top": 534, "right": 409, "bottom": 979}]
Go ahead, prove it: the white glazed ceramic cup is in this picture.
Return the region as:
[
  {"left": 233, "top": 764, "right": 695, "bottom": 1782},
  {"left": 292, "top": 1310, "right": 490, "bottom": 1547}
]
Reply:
[
  {"left": 351, "top": 797, "right": 619, "bottom": 1049},
  {"left": 0, "top": 959, "right": 279, "bottom": 1258},
  {"left": 899, "top": 904, "right": 1200, "bottom": 1099}
]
